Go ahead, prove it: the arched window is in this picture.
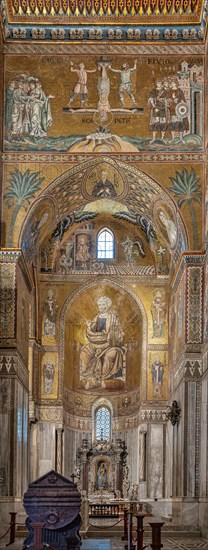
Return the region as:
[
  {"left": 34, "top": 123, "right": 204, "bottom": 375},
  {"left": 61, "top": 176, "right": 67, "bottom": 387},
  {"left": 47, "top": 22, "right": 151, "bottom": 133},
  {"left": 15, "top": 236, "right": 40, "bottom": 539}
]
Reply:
[
  {"left": 95, "top": 406, "right": 111, "bottom": 442},
  {"left": 97, "top": 228, "right": 114, "bottom": 260}
]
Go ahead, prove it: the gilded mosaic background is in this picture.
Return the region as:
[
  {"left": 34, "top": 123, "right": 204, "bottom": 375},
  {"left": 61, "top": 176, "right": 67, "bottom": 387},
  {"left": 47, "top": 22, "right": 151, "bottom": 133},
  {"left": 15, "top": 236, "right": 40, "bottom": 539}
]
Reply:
[{"left": 4, "top": 55, "right": 204, "bottom": 153}]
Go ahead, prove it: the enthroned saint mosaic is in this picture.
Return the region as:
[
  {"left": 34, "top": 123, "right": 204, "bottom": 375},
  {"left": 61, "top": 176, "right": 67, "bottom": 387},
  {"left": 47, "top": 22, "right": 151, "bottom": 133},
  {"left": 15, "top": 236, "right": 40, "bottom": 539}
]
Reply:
[
  {"left": 64, "top": 285, "right": 143, "bottom": 393},
  {"left": 79, "top": 296, "right": 127, "bottom": 390}
]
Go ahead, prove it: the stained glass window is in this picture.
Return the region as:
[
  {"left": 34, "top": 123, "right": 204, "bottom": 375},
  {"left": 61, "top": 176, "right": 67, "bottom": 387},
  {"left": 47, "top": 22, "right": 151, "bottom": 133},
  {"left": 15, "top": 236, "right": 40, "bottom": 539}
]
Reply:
[
  {"left": 97, "top": 228, "right": 114, "bottom": 260},
  {"left": 95, "top": 406, "right": 111, "bottom": 441}
]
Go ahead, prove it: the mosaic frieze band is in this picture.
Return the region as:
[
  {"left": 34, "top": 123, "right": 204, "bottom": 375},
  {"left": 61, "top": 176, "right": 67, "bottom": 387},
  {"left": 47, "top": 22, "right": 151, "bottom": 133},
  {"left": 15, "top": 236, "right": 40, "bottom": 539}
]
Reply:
[
  {"left": 187, "top": 265, "right": 203, "bottom": 344},
  {"left": 0, "top": 353, "right": 29, "bottom": 388}
]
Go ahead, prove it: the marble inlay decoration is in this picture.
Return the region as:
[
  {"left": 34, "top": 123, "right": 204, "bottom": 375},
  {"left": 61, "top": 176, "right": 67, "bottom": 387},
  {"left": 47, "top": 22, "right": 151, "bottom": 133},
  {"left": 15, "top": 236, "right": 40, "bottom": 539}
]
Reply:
[{"left": 186, "top": 265, "right": 203, "bottom": 344}]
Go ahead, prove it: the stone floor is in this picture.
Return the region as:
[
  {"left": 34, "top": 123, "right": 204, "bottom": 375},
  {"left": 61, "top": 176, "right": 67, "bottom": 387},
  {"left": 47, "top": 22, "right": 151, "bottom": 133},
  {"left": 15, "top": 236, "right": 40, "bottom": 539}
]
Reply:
[
  {"left": 82, "top": 538, "right": 208, "bottom": 550},
  {"left": 1, "top": 536, "right": 208, "bottom": 550},
  {"left": 110, "top": 537, "right": 208, "bottom": 549}
]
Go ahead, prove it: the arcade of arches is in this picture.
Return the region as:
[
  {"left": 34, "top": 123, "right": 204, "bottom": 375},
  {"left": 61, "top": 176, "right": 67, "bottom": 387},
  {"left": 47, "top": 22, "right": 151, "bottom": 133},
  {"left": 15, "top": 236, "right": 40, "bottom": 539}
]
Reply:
[{"left": 0, "top": 1, "right": 207, "bottom": 541}]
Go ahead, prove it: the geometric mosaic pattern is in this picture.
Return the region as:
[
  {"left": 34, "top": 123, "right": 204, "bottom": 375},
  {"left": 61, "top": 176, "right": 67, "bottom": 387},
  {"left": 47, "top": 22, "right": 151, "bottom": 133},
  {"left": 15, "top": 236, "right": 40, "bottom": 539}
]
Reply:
[
  {"left": 10, "top": 0, "right": 202, "bottom": 18},
  {"left": 111, "top": 538, "right": 208, "bottom": 550},
  {"left": 164, "top": 542, "right": 208, "bottom": 549},
  {"left": 82, "top": 539, "right": 208, "bottom": 550}
]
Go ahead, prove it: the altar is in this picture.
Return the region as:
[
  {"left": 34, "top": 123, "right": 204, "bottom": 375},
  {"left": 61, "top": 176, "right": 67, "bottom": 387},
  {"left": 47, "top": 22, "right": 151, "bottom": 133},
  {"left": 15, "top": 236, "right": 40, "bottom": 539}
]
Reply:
[{"left": 76, "top": 437, "right": 130, "bottom": 501}]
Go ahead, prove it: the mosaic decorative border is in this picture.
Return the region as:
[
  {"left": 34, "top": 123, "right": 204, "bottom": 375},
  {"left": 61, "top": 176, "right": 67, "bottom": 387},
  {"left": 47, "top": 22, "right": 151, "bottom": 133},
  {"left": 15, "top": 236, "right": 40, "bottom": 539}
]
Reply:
[
  {"left": 0, "top": 263, "right": 16, "bottom": 339},
  {"left": 1, "top": 152, "right": 206, "bottom": 163},
  {"left": 3, "top": 42, "right": 206, "bottom": 54},
  {"left": 186, "top": 265, "right": 203, "bottom": 343},
  {"left": 5, "top": 0, "right": 204, "bottom": 23}
]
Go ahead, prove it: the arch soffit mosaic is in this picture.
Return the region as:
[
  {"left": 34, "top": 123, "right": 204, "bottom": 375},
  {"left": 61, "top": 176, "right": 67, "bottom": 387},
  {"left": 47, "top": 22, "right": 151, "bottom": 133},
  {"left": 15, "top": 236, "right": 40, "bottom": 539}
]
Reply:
[{"left": 19, "top": 157, "right": 188, "bottom": 261}]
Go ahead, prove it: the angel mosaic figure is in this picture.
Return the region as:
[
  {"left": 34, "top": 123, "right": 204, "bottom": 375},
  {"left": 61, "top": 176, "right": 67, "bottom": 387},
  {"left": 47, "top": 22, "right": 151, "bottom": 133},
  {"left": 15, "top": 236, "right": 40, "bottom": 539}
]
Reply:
[
  {"left": 121, "top": 235, "right": 145, "bottom": 262},
  {"left": 114, "top": 211, "right": 157, "bottom": 244},
  {"left": 159, "top": 210, "right": 177, "bottom": 247}
]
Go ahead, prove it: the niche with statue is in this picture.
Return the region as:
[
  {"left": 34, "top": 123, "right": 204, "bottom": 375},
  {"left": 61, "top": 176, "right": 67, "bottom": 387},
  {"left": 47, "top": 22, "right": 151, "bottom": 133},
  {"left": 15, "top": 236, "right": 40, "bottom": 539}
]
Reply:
[{"left": 76, "top": 437, "right": 128, "bottom": 499}]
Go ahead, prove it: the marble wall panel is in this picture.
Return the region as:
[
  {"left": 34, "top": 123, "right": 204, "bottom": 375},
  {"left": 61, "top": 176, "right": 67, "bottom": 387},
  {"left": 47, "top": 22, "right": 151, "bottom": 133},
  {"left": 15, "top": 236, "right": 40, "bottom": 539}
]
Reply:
[
  {"left": 39, "top": 422, "right": 56, "bottom": 477},
  {"left": 125, "top": 428, "right": 139, "bottom": 484},
  {"left": 165, "top": 420, "right": 173, "bottom": 499},
  {"left": 16, "top": 266, "right": 30, "bottom": 363},
  {"left": 16, "top": 382, "right": 24, "bottom": 497},
  {"left": 64, "top": 428, "right": 84, "bottom": 481},
  {"left": 23, "top": 391, "right": 29, "bottom": 492},
  {"left": 29, "top": 423, "right": 39, "bottom": 483},
  {"left": 16, "top": 382, "right": 29, "bottom": 496},
  {"left": 200, "top": 374, "right": 208, "bottom": 498},
  {"left": 0, "top": 379, "right": 11, "bottom": 496},
  {"left": 187, "top": 382, "right": 196, "bottom": 497},
  {"left": 147, "top": 424, "right": 164, "bottom": 499}
]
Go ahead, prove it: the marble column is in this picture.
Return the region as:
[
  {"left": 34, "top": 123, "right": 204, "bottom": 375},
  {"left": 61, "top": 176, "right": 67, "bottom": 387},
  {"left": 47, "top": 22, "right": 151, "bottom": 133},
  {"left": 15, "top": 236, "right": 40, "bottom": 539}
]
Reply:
[
  {"left": 0, "top": 251, "right": 32, "bottom": 531},
  {"left": 56, "top": 428, "right": 63, "bottom": 474},
  {"left": 147, "top": 424, "right": 164, "bottom": 499},
  {"left": 139, "top": 426, "right": 147, "bottom": 482}
]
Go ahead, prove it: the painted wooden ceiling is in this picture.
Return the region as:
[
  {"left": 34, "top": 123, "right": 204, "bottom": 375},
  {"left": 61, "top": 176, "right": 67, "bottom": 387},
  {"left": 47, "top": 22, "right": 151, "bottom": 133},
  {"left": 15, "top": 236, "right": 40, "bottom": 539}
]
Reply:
[{"left": 0, "top": 0, "right": 207, "bottom": 42}]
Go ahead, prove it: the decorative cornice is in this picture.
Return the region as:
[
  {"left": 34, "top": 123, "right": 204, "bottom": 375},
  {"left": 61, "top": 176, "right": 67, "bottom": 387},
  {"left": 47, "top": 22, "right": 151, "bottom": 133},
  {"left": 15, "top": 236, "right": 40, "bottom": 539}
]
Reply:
[
  {"left": 148, "top": 344, "right": 169, "bottom": 351},
  {"left": 1, "top": 0, "right": 207, "bottom": 45},
  {"left": 37, "top": 404, "right": 63, "bottom": 423},
  {"left": 0, "top": 352, "right": 29, "bottom": 389},
  {"left": 0, "top": 248, "right": 33, "bottom": 291},
  {"left": 173, "top": 354, "right": 203, "bottom": 389},
  {"left": 2, "top": 42, "right": 206, "bottom": 54},
  {"left": 5, "top": 0, "right": 204, "bottom": 23},
  {"left": 139, "top": 407, "right": 167, "bottom": 423},
  {"left": 63, "top": 409, "right": 141, "bottom": 431},
  {"left": 171, "top": 252, "right": 205, "bottom": 292},
  {"left": 63, "top": 386, "right": 141, "bottom": 417},
  {"left": 2, "top": 27, "right": 206, "bottom": 43},
  {"left": 39, "top": 273, "right": 162, "bottom": 284},
  {"left": 1, "top": 152, "right": 205, "bottom": 163}
]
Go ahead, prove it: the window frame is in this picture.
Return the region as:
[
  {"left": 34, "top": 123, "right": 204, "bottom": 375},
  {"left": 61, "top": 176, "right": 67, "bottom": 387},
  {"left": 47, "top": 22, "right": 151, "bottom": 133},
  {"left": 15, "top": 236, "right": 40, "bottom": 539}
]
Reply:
[
  {"left": 92, "top": 398, "right": 113, "bottom": 444},
  {"left": 95, "top": 405, "right": 111, "bottom": 442},
  {"left": 96, "top": 227, "right": 115, "bottom": 261}
]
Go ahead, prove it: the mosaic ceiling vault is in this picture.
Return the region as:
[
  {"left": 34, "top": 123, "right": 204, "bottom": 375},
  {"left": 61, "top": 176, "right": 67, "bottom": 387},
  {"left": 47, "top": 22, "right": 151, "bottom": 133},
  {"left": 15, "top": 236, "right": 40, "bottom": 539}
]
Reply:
[{"left": 0, "top": 0, "right": 207, "bottom": 41}]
